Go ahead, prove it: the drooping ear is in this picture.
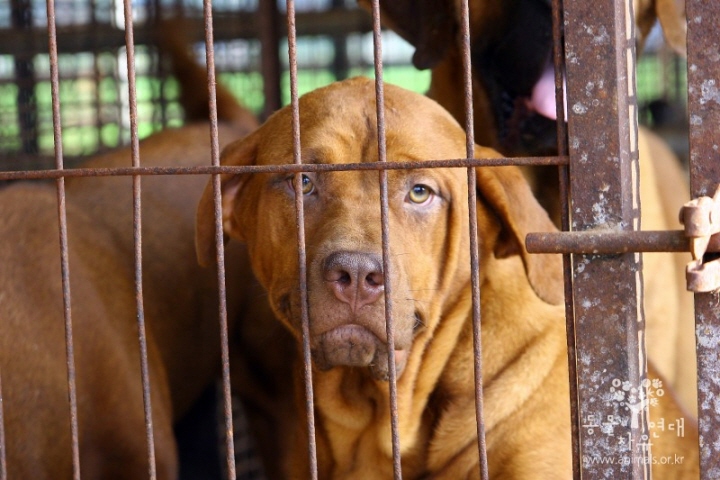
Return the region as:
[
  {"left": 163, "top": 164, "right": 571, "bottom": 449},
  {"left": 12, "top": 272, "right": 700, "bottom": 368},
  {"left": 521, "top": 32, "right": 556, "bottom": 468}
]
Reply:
[
  {"left": 357, "top": 0, "right": 457, "bottom": 70},
  {"left": 195, "top": 132, "right": 259, "bottom": 266},
  {"left": 655, "top": 0, "right": 686, "bottom": 55},
  {"left": 474, "top": 145, "right": 564, "bottom": 305},
  {"left": 635, "top": 0, "right": 686, "bottom": 56}
]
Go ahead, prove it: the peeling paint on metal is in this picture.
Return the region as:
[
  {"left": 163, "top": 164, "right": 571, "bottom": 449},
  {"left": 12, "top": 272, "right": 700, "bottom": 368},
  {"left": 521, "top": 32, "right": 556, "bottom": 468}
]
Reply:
[
  {"left": 592, "top": 199, "right": 612, "bottom": 225},
  {"left": 584, "top": 24, "right": 610, "bottom": 45},
  {"left": 700, "top": 79, "right": 720, "bottom": 105},
  {"left": 573, "top": 102, "right": 588, "bottom": 114},
  {"left": 697, "top": 323, "right": 720, "bottom": 349}
]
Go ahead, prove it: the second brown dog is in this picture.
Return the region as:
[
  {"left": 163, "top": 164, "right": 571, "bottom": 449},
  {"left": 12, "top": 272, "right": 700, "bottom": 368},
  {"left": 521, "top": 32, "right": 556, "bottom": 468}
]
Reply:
[{"left": 0, "top": 34, "right": 257, "bottom": 478}]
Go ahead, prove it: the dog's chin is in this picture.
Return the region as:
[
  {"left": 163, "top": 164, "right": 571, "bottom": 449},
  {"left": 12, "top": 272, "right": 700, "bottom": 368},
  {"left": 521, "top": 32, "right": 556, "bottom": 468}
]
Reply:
[{"left": 312, "top": 324, "right": 409, "bottom": 381}]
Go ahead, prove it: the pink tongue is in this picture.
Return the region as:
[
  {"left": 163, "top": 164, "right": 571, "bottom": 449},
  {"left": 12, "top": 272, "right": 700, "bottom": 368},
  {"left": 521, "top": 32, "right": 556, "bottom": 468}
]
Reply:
[{"left": 528, "top": 63, "right": 567, "bottom": 121}]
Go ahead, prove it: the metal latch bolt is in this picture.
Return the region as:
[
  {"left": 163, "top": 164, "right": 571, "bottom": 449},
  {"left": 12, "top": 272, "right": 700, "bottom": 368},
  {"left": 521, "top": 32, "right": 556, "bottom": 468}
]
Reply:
[{"left": 680, "top": 185, "right": 720, "bottom": 292}]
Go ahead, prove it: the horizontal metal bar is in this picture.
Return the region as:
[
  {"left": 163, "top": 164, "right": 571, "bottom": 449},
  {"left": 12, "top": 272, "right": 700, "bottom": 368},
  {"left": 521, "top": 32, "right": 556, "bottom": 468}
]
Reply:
[
  {"left": 0, "top": 155, "right": 568, "bottom": 181},
  {"left": 527, "top": 230, "right": 720, "bottom": 254}
]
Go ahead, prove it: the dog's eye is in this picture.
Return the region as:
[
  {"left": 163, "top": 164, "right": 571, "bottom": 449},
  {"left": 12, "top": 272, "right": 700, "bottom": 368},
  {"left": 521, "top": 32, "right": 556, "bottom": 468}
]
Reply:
[
  {"left": 300, "top": 175, "right": 315, "bottom": 195},
  {"left": 407, "top": 184, "right": 433, "bottom": 204},
  {"left": 288, "top": 174, "right": 315, "bottom": 195}
]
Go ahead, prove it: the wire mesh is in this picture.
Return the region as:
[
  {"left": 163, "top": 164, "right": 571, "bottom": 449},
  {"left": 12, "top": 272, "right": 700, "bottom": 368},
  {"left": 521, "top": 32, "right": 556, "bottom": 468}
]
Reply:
[{"left": 0, "top": 0, "right": 711, "bottom": 479}]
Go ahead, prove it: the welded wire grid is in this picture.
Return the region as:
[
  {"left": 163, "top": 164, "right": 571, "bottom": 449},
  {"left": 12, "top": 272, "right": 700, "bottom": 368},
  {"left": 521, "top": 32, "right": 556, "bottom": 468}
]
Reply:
[
  {"left": 0, "top": 2, "right": 683, "bottom": 163},
  {"left": 0, "top": 0, "right": 714, "bottom": 479},
  {"left": 0, "top": 1, "right": 427, "bottom": 166},
  {"left": 0, "top": 0, "right": 263, "bottom": 164}
]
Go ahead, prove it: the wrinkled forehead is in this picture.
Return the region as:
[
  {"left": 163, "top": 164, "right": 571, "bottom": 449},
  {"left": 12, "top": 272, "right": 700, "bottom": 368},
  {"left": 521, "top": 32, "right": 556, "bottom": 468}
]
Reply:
[{"left": 255, "top": 78, "right": 468, "bottom": 165}]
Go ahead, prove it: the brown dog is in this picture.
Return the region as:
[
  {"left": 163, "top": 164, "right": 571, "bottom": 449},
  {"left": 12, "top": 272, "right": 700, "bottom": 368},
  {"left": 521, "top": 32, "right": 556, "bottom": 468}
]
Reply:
[
  {"left": 362, "top": 0, "right": 697, "bottom": 413},
  {"left": 197, "top": 77, "right": 698, "bottom": 478},
  {"left": 0, "top": 36, "right": 257, "bottom": 478}
]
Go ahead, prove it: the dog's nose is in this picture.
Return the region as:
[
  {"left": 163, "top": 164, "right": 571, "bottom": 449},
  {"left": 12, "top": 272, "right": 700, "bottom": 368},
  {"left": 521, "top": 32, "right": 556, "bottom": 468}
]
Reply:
[{"left": 322, "top": 251, "right": 384, "bottom": 311}]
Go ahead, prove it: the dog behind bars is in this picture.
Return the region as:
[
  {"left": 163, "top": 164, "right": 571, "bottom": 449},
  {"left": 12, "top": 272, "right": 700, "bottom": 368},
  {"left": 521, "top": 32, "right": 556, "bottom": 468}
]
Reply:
[
  {"left": 197, "top": 77, "right": 699, "bottom": 479},
  {"left": 0, "top": 31, "right": 257, "bottom": 478},
  {"left": 362, "top": 0, "right": 697, "bottom": 413}
]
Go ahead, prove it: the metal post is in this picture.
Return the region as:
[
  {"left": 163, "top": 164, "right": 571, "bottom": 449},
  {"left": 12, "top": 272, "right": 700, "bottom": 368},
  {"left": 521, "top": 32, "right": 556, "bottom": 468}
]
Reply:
[
  {"left": 686, "top": 1, "right": 720, "bottom": 477},
  {"left": 563, "top": 0, "right": 649, "bottom": 476}
]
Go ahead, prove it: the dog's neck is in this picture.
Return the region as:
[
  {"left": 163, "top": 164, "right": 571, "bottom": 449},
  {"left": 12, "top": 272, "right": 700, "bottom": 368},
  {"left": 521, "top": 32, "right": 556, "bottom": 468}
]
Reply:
[
  {"left": 307, "top": 254, "right": 565, "bottom": 478},
  {"left": 306, "top": 283, "right": 472, "bottom": 477}
]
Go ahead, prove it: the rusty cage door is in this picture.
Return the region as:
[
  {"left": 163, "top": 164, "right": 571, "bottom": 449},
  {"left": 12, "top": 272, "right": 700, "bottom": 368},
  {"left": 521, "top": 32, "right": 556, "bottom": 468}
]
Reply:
[{"left": 0, "top": 0, "right": 717, "bottom": 479}]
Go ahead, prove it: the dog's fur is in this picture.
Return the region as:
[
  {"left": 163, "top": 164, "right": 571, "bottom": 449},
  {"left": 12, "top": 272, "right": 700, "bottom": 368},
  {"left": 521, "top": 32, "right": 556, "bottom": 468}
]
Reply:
[
  {"left": 0, "top": 34, "right": 257, "bottom": 478},
  {"left": 362, "top": 0, "right": 697, "bottom": 413},
  {"left": 197, "top": 77, "right": 699, "bottom": 478}
]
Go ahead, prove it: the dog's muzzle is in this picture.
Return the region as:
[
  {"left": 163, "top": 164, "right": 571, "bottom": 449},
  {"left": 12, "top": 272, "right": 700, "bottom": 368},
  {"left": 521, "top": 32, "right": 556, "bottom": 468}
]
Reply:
[
  {"left": 312, "top": 325, "right": 409, "bottom": 381},
  {"left": 308, "top": 251, "right": 410, "bottom": 380}
]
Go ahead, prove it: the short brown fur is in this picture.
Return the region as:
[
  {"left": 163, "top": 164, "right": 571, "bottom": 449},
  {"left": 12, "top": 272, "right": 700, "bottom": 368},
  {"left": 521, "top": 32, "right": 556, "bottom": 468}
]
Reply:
[
  {"left": 0, "top": 32, "right": 258, "bottom": 478},
  {"left": 197, "top": 78, "right": 699, "bottom": 478},
  {"left": 362, "top": 0, "right": 697, "bottom": 414}
]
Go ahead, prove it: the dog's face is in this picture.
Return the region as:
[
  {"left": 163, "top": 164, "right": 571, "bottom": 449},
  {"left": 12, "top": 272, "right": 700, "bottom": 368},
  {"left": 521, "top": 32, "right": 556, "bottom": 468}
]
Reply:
[{"left": 197, "top": 77, "right": 562, "bottom": 381}]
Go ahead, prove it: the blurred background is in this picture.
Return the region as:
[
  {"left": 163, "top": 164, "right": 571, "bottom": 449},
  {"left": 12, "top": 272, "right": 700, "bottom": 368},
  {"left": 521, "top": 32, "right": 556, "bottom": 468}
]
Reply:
[{"left": 0, "top": 0, "right": 687, "bottom": 167}]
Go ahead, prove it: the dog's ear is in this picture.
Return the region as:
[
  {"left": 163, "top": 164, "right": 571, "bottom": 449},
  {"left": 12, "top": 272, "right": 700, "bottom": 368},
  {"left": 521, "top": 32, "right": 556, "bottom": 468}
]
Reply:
[
  {"left": 357, "top": 0, "right": 457, "bottom": 70},
  {"left": 474, "top": 146, "right": 564, "bottom": 305},
  {"left": 635, "top": 0, "right": 686, "bottom": 55},
  {"left": 655, "top": 0, "right": 686, "bottom": 55},
  {"left": 195, "top": 133, "right": 258, "bottom": 266}
]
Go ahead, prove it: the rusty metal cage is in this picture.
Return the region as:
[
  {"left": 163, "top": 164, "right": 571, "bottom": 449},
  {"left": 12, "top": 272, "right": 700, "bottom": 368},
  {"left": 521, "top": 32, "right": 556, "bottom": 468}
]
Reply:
[
  {"left": 0, "top": 0, "right": 434, "bottom": 167},
  {"left": 0, "top": 0, "right": 715, "bottom": 479}
]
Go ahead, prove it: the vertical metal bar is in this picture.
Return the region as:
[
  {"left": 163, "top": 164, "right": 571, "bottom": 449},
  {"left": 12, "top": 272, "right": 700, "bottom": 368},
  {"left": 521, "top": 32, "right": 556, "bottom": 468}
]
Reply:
[
  {"left": 11, "top": 0, "right": 38, "bottom": 155},
  {"left": 46, "top": 0, "right": 81, "bottom": 478},
  {"left": 457, "top": 0, "right": 489, "bottom": 477},
  {"left": 369, "top": 2, "right": 402, "bottom": 479},
  {"left": 286, "top": 1, "right": 319, "bottom": 478},
  {"left": 686, "top": 1, "right": 720, "bottom": 477},
  {"left": 550, "top": 0, "right": 581, "bottom": 478},
  {"left": 122, "top": 2, "right": 157, "bottom": 478},
  {"left": 0, "top": 373, "right": 5, "bottom": 480},
  {"left": 563, "top": 0, "right": 648, "bottom": 477},
  {"left": 259, "top": 0, "right": 282, "bottom": 119},
  {"left": 202, "top": 0, "right": 237, "bottom": 477}
]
